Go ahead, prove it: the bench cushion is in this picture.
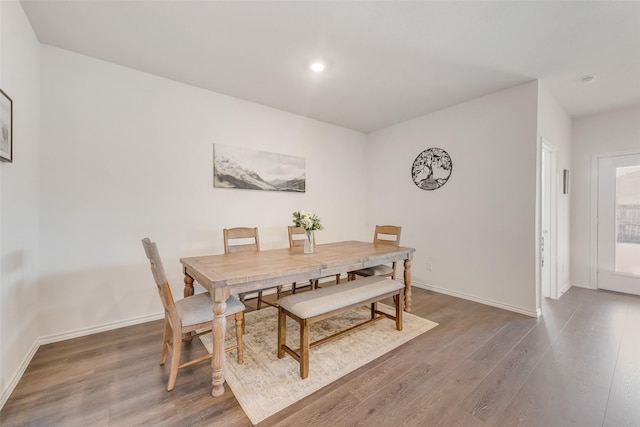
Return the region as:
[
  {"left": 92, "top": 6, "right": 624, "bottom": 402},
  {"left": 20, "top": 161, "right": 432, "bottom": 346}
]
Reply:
[{"left": 277, "top": 276, "right": 403, "bottom": 319}]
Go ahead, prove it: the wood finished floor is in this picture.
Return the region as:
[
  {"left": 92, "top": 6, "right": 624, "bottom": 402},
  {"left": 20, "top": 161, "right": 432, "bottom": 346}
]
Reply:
[{"left": 2, "top": 286, "right": 640, "bottom": 426}]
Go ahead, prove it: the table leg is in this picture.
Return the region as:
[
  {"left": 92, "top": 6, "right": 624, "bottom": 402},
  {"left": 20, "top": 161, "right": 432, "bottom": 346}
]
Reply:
[
  {"left": 183, "top": 267, "right": 194, "bottom": 297},
  {"left": 211, "top": 287, "right": 229, "bottom": 398},
  {"left": 403, "top": 258, "right": 412, "bottom": 313},
  {"left": 182, "top": 269, "right": 195, "bottom": 342}
]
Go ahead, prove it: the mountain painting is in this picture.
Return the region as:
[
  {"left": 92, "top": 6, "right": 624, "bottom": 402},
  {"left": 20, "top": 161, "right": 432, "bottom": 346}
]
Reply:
[{"left": 213, "top": 144, "right": 305, "bottom": 192}]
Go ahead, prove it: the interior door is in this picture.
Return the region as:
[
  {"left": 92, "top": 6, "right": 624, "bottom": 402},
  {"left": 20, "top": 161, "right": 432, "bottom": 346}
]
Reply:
[{"left": 597, "top": 153, "right": 640, "bottom": 295}]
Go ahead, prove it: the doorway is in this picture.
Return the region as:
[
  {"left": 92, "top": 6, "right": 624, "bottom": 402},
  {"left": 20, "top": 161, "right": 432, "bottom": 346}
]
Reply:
[
  {"left": 596, "top": 152, "right": 640, "bottom": 295},
  {"left": 541, "top": 141, "right": 558, "bottom": 299}
]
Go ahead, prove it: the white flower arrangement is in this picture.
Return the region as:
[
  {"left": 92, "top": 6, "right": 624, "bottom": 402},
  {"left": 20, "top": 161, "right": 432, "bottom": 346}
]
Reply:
[{"left": 292, "top": 210, "right": 323, "bottom": 232}]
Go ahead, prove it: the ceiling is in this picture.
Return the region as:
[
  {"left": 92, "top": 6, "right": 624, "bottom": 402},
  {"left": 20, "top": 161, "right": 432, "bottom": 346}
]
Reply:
[{"left": 20, "top": 0, "right": 640, "bottom": 133}]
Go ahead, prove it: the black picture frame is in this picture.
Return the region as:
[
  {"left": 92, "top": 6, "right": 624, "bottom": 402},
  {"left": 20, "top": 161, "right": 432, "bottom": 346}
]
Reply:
[{"left": 0, "top": 88, "right": 13, "bottom": 163}]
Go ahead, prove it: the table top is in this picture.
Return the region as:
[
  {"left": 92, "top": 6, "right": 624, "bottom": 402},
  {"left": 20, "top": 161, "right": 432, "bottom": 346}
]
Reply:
[{"left": 180, "top": 240, "right": 414, "bottom": 294}]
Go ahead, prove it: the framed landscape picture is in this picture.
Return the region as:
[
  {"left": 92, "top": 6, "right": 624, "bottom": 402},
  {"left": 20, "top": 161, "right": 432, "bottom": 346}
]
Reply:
[
  {"left": 213, "top": 144, "right": 305, "bottom": 192},
  {"left": 0, "top": 88, "right": 13, "bottom": 163}
]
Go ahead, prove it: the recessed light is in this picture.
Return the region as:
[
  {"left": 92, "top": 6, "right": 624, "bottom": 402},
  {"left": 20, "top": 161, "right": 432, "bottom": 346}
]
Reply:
[
  {"left": 579, "top": 75, "right": 597, "bottom": 84},
  {"left": 310, "top": 61, "right": 326, "bottom": 72}
]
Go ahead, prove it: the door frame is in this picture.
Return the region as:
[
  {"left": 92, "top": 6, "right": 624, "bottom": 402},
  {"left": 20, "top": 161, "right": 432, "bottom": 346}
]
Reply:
[
  {"left": 590, "top": 148, "right": 640, "bottom": 289},
  {"left": 541, "top": 140, "right": 559, "bottom": 299}
]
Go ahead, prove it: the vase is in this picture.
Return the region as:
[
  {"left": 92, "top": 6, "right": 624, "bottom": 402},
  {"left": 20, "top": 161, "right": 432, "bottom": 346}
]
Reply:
[{"left": 304, "top": 230, "right": 314, "bottom": 254}]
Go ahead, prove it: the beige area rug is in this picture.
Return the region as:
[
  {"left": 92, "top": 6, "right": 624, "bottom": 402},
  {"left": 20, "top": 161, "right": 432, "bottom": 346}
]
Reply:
[{"left": 200, "top": 304, "right": 438, "bottom": 425}]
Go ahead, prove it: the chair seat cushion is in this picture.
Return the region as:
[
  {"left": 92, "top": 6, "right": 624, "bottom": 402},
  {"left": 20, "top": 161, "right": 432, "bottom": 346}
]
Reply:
[
  {"left": 176, "top": 293, "right": 245, "bottom": 327},
  {"left": 352, "top": 264, "right": 394, "bottom": 277}
]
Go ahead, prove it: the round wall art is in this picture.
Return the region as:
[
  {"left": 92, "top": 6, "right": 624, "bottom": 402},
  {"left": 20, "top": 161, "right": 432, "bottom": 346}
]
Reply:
[{"left": 411, "top": 147, "right": 453, "bottom": 190}]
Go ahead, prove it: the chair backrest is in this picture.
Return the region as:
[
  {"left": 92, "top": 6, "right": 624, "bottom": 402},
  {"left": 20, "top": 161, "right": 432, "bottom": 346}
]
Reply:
[
  {"left": 288, "top": 225, "right": 315, "bottom": 249},
  {"left": 373, "top": 225, "right": 401, "bottom": 246},
  {"left": 141, "top": 238, "right": 179, "bottom": 323},
  {"left": 223, "top": 227, "right": 260, "bottom": 254}
]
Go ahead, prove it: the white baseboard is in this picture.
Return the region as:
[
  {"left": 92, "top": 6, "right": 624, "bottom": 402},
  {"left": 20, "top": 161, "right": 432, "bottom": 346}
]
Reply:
[
  {"left": 412, "top": 281, "right": 539, "bottom": 318},
  {"left": 0, "top": 339, "right": 39, "bottom": 410},
  {"left": 0, "top": 311, "right": 164, "bottom": 410},
  {"left": 570, "top": 281, "right": 595, "bottom": 290},
  {"left": 559, "top": 282, "right": 572, "bottom": 296},
  {"left": 38, "top": 312, "right": 164, "bottom": 346}
]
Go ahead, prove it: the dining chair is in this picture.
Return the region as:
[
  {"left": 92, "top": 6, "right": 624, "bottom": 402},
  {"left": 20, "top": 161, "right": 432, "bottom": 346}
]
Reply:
[
  {"left": 141, "top": 238, "right": 244, "bottom": 391},
  {"left": 288, "top": 225, "right": 340, "bottom": 292},
  {"left": 224, "top": 227, "right": 281, "bottom": 309},
  {"left": 348, "top": 225, "right": 402, "bottom": 281}
]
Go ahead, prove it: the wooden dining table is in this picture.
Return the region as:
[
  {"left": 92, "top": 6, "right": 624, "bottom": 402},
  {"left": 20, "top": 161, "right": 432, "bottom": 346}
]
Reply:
[{"left": 180, "top": 240, "right": 415, "bottom": 397}]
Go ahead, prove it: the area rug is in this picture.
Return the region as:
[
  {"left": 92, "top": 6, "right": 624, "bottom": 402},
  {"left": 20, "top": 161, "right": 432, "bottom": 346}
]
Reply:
[{"left": 200, "top": 304, "right": 438, "bottom": 425}]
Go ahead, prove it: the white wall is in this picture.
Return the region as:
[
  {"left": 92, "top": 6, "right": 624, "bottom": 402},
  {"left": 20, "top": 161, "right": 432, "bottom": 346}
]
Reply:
[
  {"left": 571, "top": 106, "right": 640, "bottom": 288},
  {"left": 0, "top": 0, "right": 41, "bottom": 407},
  {"left": 366, "top": 81, "right": 539, "bottom": 315},
  {"left": 38, "top": 46, "right": 368, "bottom": 339},
  {"left": 537, "top": 84, "right": 572, "bottom": 299}
]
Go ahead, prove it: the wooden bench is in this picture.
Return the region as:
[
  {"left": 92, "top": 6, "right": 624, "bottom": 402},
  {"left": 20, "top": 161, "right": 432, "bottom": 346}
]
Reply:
[{"left": 276, "top": 275, "right": 404, "bottom": 379}]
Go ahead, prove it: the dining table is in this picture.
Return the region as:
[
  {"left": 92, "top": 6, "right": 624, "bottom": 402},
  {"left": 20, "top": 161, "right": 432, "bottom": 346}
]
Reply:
[{"left": 180, "top": 240, "right": 415, "bottom": 397}]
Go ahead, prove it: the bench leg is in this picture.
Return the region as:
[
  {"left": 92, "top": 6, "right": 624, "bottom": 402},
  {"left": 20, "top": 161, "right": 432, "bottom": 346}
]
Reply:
[
  {"left": 396, "top": 291, "right": 404, "bottom": 331},
  {"left": 235, "top": 312, "right": 244, "bottom": 364},
  {"left": 300, "top": 319, "right": 309, "bottom": 379},
  {"left": 277, "top": 308, "right": 286, "bottom": 359}
]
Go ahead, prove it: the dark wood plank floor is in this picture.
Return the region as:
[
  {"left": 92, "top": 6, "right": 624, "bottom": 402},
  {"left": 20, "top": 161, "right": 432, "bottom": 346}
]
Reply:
[{"left": 2, "top": 286, "right": 639, "bottom": 426}]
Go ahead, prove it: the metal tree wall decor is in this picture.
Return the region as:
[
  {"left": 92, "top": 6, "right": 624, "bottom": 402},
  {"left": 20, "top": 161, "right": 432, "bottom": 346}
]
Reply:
[{"left": 411, "top": 148, "right": 452, "bottom": 190}]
